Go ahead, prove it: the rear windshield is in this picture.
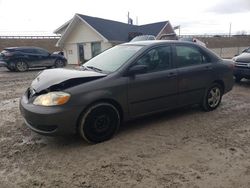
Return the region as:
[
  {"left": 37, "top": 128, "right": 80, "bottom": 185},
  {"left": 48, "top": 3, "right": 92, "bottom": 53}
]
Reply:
[{"left": 3, "top": 48, "right": 16, "bottom": 52}]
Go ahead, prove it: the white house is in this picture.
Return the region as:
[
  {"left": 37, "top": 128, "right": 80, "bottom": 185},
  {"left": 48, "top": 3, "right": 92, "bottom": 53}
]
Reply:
[{"left": 54, "top": 14, "right": 176, "bottom": 65}]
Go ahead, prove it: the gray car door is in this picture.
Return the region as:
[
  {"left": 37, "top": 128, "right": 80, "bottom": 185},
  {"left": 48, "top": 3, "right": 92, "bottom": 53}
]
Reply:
[
  {"left": 174, "top": 44, "right": 215, "bottom": 106},
  {"left": 127, "top": 45, "right": 178, "bottom": 117}
]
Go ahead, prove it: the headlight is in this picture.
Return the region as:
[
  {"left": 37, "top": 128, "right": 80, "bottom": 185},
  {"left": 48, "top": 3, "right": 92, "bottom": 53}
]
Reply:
[{"left": 33, "top": 92, "right": 70, "bottom": 106}]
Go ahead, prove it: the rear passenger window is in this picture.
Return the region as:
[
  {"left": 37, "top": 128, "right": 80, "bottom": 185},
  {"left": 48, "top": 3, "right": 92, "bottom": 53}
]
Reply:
[
  {"left": 22, "top": 49, "right": 35, "bottom": 53},
  {"left": 35, "top": 49, "right": 49, "bottom": 55},
  {"left": 176, "top": 46, "right": 210, "bottom": 67}
]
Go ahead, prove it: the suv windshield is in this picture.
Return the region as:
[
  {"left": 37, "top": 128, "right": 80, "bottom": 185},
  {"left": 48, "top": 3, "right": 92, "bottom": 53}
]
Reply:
[{"left": 83, "top": 45, "right": 143, "bottom": 73}]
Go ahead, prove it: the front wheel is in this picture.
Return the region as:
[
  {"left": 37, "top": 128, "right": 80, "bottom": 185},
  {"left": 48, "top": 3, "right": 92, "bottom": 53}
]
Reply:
[
  {"left": 202, "top": 83, "right": 223, "bottom": 111},
  {"left": 15, "top": 60, "right": 28, "bottom": 72},
  {"left": 78, "top": 103, "right": 120, "bottom": 143}
]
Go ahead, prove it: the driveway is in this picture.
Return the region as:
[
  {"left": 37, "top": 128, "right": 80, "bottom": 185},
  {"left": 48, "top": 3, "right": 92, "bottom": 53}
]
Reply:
[{"left": 0, "top": 67, "right": 250, "bottom": 188}]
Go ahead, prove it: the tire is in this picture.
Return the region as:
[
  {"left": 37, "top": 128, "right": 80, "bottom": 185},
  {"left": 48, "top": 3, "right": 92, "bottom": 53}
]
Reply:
[
  {"left": 235, "top": 76, "right": 242, "bottom": 83},
  {"left": 78, "top": 103, "right": 120, "bottom": 143},
  {"left": 202, "top": 83, "right": 223, "bottom": 111},
  {"left": 15, "top": 60, "right": 28, "bottom": 72},
  {"left": 54, "top": 59, "right": 65, "bottom": 68}
]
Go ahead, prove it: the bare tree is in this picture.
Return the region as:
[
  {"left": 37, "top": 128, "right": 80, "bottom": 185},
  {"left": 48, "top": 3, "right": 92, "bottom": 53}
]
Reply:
[{"left": 236, "top": 30, "right": 247, "bottom": 35}]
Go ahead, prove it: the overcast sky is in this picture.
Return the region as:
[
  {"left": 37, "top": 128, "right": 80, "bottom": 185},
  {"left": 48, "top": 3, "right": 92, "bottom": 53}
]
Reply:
[{"left": 0, "top": 0, "right": 250, "bottom": 36}]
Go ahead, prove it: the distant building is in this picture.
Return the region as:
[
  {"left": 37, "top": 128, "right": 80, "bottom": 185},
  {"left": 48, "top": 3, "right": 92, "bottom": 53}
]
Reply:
[{"left": 54, "top": 14, "right": 176, "bottom": 64}]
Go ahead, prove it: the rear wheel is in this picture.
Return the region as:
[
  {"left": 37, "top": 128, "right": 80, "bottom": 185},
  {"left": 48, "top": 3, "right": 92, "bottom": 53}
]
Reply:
[
  {"left": 54, "top": 59, "right": 65, "bottom": 68},
  {"left": 15, "top": 60, "right": 28, "bottom": 72},
  {"left": 78, "top": 103, "right": 120, "bottom": 143},
  {"left": 202, "top": 83, "right": 223, "bottom": 111}
]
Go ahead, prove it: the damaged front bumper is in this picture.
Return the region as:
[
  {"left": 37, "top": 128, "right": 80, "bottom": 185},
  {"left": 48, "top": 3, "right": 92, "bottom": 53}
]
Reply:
[{"left": 19, "top": 89, "right": 83, "bottom": 136}]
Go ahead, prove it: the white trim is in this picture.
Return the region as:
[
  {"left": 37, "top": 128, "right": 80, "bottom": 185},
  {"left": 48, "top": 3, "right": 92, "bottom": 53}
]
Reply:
[
  {"left": 156, "top": 21, "right": 170, "bottom": 39},
  {"left": 54, "top": 19, "right": 72, "bottom": 34},
  {"left": 56, "top": 15, "right": 81, "bottom": 47},
  {"left": 76, "top": 14, "right": 108, "bottom": 42},
  {"left": 56, "top": 14, "right": 109, "bottom": 47}
]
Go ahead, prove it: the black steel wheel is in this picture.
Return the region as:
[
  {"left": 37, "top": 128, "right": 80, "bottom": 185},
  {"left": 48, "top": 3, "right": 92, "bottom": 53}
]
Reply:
[
  {"left": 202, "top": 83, "right": 223, "bottom": 111},
  {"left": 78, "top": 103, "right": 120, "bottom": 143},
  {"left": 54, "top": 59, "right": 65, "bottom": 68},
  {"left": 15, "top": 60, "right": 28, "bottom": 72}
]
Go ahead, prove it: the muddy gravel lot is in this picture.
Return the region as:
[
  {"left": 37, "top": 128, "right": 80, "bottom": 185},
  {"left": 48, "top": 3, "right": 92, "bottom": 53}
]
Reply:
[{"left": 0, "top": 66, "right": 250, "bottom": 188}]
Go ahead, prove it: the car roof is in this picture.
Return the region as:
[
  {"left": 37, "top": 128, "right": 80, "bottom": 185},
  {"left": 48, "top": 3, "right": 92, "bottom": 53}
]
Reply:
[
  {"left": 4, "top": 46, "right": 46, "bottom": 51},
  {"left": 122, "top": 40, "right": 202, "bottom": 47},
  {"left": 121, "top": 40, "right": 220, "bottom": 61}
]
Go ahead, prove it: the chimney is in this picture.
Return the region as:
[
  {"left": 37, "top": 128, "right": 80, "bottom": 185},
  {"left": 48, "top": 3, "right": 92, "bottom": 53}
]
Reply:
[{"left": 127, "top": 12, "right": 133, "bottom": 25}]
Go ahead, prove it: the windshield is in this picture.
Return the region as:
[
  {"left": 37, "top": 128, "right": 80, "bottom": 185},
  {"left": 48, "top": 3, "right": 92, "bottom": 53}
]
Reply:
[
  {"left": 243, "top": 48, "right": 250, "bottom": 53},
  {"left": 83, "top": 45, "right": 143, "bottom": 73}
]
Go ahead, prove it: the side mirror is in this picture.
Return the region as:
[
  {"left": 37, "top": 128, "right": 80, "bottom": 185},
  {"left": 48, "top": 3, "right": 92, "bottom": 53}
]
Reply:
[{"left": 127, "top": 64, "right": 148, "bottom": 75}]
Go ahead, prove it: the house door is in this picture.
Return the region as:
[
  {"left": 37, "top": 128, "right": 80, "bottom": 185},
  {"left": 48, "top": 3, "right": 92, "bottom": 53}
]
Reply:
[{"left": 78, "top": 44, "right": 85, "bottom": 64}]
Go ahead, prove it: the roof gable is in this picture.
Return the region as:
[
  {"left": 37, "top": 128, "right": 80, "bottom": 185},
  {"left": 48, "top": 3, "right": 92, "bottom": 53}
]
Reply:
[
  {"left": 139, "top": 22, "right": 168, "bottom": 36},
  {"left": 77, "top": 14, "right": 170, "bottom": 42},
  {"left": 55, "top": 14, "right": 173, "bottom": 45}
]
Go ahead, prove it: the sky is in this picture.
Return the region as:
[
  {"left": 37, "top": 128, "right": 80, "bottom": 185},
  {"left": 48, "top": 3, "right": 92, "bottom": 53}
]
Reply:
[{"left": 0, "top": 0, "right": 250, "bottom": 36}]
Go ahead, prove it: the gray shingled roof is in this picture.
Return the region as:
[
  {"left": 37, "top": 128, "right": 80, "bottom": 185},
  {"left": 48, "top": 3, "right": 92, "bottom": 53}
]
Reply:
[{"left": 77, "top": 14, "right": 168, "bottom": 42}]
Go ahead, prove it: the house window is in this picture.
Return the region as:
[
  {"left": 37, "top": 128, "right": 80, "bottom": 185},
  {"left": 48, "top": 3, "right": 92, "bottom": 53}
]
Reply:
[
  {"left": 91, "top": 42, "right": 101, "bottom": 57},
  {"left": 68, "top": 50, "right": 73, "bottom": 55}
]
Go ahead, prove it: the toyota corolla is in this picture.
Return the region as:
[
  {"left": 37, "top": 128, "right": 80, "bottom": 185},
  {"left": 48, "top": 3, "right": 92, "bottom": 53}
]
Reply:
[{"left": 20, "top": 41, "right": 234, "bottom": 143}]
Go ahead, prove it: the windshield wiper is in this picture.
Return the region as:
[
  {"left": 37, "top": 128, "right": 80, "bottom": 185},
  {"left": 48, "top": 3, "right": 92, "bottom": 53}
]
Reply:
[{"left": 86, "top": 66, "right": 103, "bottom": 73}]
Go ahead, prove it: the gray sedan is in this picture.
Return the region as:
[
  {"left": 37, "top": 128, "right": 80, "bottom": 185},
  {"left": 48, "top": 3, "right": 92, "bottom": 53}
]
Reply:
[{"left": 20, "top": 41, "right": 234, "bottom": 143}]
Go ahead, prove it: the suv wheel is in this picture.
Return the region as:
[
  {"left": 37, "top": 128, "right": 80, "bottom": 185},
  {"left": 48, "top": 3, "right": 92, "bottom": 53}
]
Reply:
[
  {"left": 202, "top": 83, "right": 222, "bottom": 111},
  {"left": 54, "top": 59, "right": 64, "bottom": 68},
  {"left": 15, "top": 60, "right": 28, "bottom": 72},
  {"left": 78, "top": 103, "right": 120, "bottom": 143}
]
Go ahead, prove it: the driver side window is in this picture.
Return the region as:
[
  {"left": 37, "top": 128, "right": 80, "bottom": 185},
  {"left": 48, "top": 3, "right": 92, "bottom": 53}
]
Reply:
[{"left": 135, "top": 46, "right": 171, "bottom": 73}]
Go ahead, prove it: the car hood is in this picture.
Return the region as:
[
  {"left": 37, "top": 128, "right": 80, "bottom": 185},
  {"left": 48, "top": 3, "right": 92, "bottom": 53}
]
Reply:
[
  {"left": 234, "top": 53, "right": 250, "bottom": 63},
  {"left": 31, "top": 68, "right": 107, "bottom": 93}
]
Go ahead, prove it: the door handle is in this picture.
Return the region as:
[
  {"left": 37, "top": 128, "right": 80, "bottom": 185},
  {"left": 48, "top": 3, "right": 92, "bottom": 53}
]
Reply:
[
  {"left": 204, "top": 66, "right": 213, "bottom": 70},
  {"left": 167, "top": 72, "right": 177, "bottom": 78}
]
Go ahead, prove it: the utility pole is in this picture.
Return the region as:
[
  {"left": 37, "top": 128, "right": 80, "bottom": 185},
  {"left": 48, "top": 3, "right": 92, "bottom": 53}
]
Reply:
[{"left": 174, "top": 25, "right": 181, "bottom": 37}]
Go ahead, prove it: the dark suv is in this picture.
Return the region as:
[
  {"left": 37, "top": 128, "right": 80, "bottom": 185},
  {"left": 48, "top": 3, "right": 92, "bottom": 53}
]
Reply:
[
  {"left": 233, "top": 47, "right": 250, "bottom": 82},
  {"left": 0, "top": 46, "right": 67, "bottom": 72}
]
